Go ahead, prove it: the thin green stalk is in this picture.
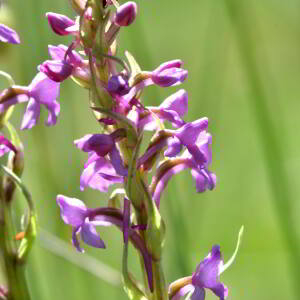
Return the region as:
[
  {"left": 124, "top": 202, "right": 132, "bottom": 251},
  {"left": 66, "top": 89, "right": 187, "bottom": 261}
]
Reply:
[
  {"left": 0, "top": 166, "right": 35, "bottom": 300},
  {"left": 0, "top": 199, "right": 31, "bottom": 300},
  {"left": 152, "top": 261, "right": 167, "bottom": 300},
  {"left": 223, "top": 0, "right": 300, "bottom": 297}
]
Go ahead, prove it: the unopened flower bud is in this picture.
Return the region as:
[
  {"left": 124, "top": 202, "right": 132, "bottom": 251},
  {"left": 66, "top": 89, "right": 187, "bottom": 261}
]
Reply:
[
  {"left": 155, "top": 60, "right": 183, "bottom": 73},
  {"left": 107, "top": 74, "right": 130, "bottom": 95},
  {"left": 2, "top": 140, "right": 24, "bottom": 203},
  {"left": 152, "top": 67, "right": 188, "bottom": 87},
  {"left": 46, "top": 13, "right": 75, "bottom": 36},
  {"left": 11, "top": 145, "right": 24, "bottom": 178},
  {"left": 114, "top": 2, "right": 138, "bottom": 27}
]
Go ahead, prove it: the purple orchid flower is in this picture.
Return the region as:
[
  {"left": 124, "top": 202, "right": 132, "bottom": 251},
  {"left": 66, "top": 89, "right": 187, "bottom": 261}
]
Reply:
[
  {"left": 79, "top": 155, "right": 124, "bottom": 192},
  {"left": 170, "top": 246, "right": 228, "bottom": 300},
  {"left": 57, "top": 194, "right": 154, "bottom": 290},
  {"left": 169, "top": 227, "right": 244, "bottom": 300},
  {"left": 138, "top": 89, "right": 188, "bottom": 131},
  {"left": 120, "top": 60, "right": 188, "bottom": 103},
  {"left": 169, "top": 117, "right": 209, "bottom": 167},
  {"left": 74, "top": 130, "right": 128, "bottom": 192},
  {"left": 138, "top": 117, "right": 209, "bottom": 171},
  {"left": 0, "top": 72, "right": 60, "bottom": 130},
  {"left": 57, "top": 195, "right": 106, "bottom": 252},
  {"left": 39, "top": 44, "right": 87, "bottom": 83},
  {"left": 0, "top": 24, "right": 20, "bottom": 44},
  {"left": 150, "top": 131, "right": 216, "bottom": 207},
  {"left": 191, "top": 246, "right": 228, "bottom": 300}
]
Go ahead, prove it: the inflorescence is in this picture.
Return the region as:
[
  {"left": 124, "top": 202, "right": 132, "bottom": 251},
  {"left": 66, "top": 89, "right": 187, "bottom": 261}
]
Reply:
[{"left": 0, "top": 2, "right": 243, "bottom": 300}]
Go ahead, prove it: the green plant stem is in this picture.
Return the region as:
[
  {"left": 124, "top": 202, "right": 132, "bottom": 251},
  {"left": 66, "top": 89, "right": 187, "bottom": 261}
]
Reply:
[
  {"left": 0, "top": 198, "right": 31, "bottom": 300},
  {"left": 223, "top": 0, "right": 300, "bottom": 297},
  {"left": 152, "top": 261, "right": 167, "bottom": 300}
]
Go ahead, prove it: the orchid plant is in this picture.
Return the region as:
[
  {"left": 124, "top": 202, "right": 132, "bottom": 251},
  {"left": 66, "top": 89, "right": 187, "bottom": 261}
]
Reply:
[{"left": 0, "top": 1, "right": 243, "bottom": 300}]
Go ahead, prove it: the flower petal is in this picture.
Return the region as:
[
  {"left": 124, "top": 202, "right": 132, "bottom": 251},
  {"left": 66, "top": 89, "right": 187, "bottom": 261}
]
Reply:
[
  {"left": 0, "top": 24, "right": 20, "bottom": 44},
  {"left": 154, "top": 60, "right": 183, "bottom": 73},
  {"left": 74, "top": 134, "right": 114, "bottom": 156},
  {"left": 109, "top": 145, "right": 128, "bottom": 176},
  {"left": 114, "top": 2, "right": 138, "bottom": 27},
  {"left": 72, "top": 227, "right": 84, "bottom": 252},
  {"left": 46, "top": 12, "right": 75, "bottom": 36},
  {"left": 107, "top": 74, "right": 130, "bottom": 96},
  {"left": 175, "top": 118, "right": 208, "bottom": 146},
  {"left": 164, "top": 137, "right": 181, "bottom": 157},
  {"left": 0, "top": 136, "right": 17, "bottom": 156},
  {"left": 152, "top": 67, "right": 188, "bottom": 87},
  {"left": 20, "top": 98, "right": 40, "bottom": 130},
  {"left": 172, "top": 285, "right": 195, "bottom": 300},
  {"left": 80, "top": 157, "right": 121, "bottom": 192},
  {"left": 43, "top": 99, "right": 60, "bottom": 126},
  {"left": 81, "top": 221, "right": 106, "bottom": 249},
  {"left": 48, "top": 44, "right": 67, "bottom": 60},
  {"left": 29, "top": 72, "right": 60, "bottom": 105},
  {"left": 56, "top": 194, "right": 87, "bottom": 227},
  {"left": 190, "top": 286, "right": 205, "bottom": 300},
  {"left": 192, "top": 245, "right": 227, "bottom": 300},
  {"left": 159, "top": 89, "right": 188, "bottom": 117},
  {"left": 39, "top": 60, "right": 73, "bottom": 82}
]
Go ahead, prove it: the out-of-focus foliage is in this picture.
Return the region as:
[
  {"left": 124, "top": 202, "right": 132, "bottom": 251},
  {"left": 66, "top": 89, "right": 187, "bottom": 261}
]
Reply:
[{"left": 1, "top": 0, "right": 300, "bottom": 299}]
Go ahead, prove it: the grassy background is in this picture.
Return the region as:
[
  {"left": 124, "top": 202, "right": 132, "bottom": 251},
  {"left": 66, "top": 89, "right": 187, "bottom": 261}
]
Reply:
[{"left": 1, "top": 0, "right": 300, "bottom": 299}]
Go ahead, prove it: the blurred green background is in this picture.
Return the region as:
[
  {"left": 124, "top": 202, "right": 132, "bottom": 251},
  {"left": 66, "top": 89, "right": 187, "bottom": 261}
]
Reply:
[{"left": 1, "top": 0, "right": 300, "bottom": 299}]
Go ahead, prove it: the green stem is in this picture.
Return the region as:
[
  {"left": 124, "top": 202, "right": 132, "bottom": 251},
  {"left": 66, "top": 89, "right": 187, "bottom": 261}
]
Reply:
[
  {"left": 0, "top": 199, "right": 31, "bottom": 300},
  {"left": 152, "top": 261, "right": 167, "bottom": 300},
  {"left": 223, "top": 0, "right": 300, "bottom": 297}
]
